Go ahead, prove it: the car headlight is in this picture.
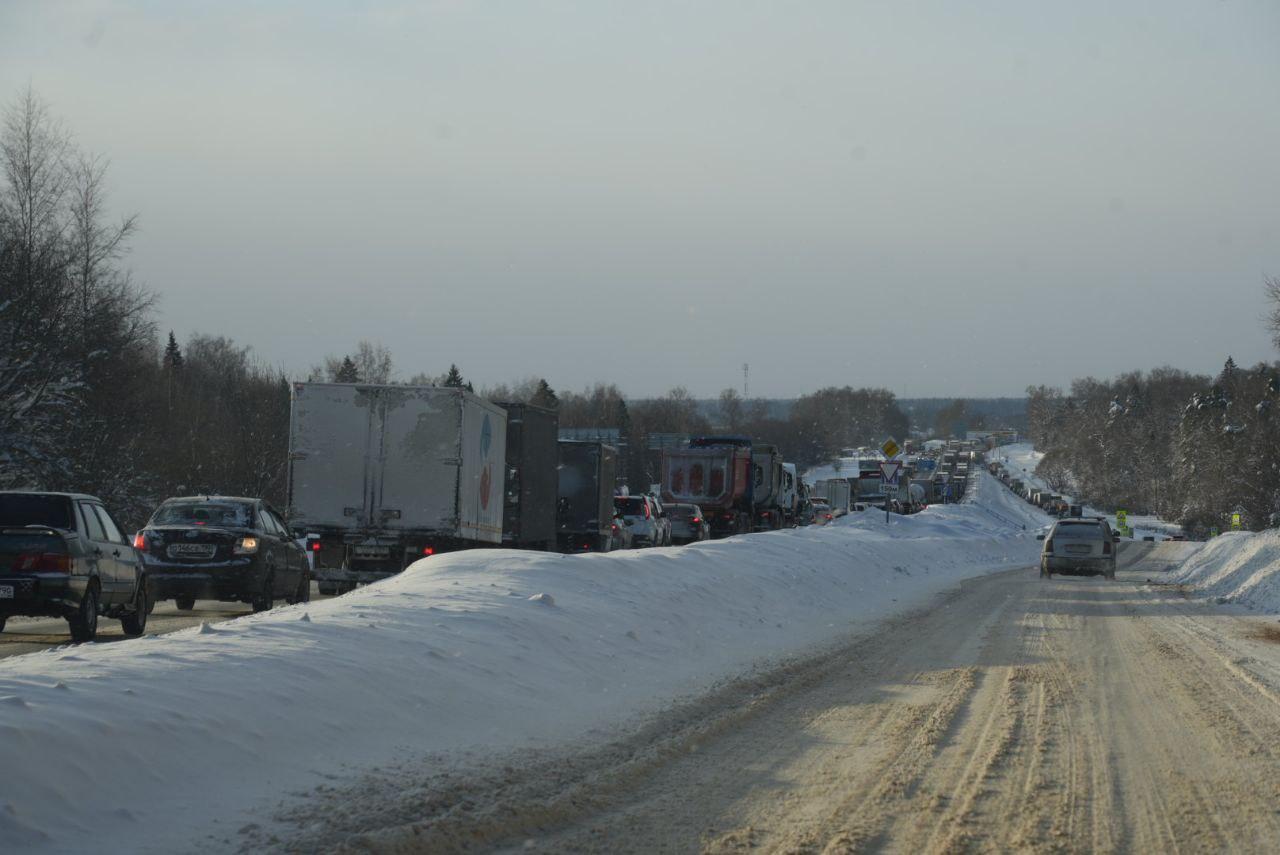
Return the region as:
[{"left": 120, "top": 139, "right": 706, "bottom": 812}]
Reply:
[{"left": 234, "top": 537, "right": 259, "bottom": 555}]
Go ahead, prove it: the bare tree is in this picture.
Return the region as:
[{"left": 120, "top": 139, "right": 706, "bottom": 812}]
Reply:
[
  {"left": 0, "top": 88, "right": 78, "bottom": 485},
  {"left": 1266, "top": 277, "right": 1280, "bottom": 352}
]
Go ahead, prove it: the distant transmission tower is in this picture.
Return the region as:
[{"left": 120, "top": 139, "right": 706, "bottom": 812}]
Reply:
[{"left": 742, "top": 363, "right": 749, "bottom": 398}]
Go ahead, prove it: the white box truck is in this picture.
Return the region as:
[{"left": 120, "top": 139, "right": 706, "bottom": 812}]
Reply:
[{"left": 287, "top": 383, "right": 506, "bottom": 593}]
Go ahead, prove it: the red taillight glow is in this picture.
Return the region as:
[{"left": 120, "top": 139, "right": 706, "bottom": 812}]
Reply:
[
  {"left": 825, "top": 514, "right": 833, "bottom": 520},
  {"left": 133, "top": 533, "right": 146, "bottom": 549},
  {"left": 644, "top": 503, "right": 651, "bottom": 519},
  {"left": 692, "top": 518, "right": 701, "bottom": 524},
  {"left": 1103, "top": 540, "right": 1112, "bottom": 555},
  {"left": 422, "top": 546, "right": 435, "bottom": 556},
  {"left": 12, "top": 553, "right": 71, "bottom": 572},
  {"left": 311, "top": 541, "right": 321, "bottom": 552}
]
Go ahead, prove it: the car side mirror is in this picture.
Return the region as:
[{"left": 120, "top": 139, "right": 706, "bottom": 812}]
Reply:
[{"left": 1036, "top": 534, "right": 1045, "bottom": 541}]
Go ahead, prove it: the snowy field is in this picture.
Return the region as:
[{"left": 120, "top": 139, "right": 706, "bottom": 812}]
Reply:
[
  {"left": 987, "top": 442, "right": 1184, "bottom": 540},
  {"left": 0, "top": 471, "right": 1050, "bottom": 854}
]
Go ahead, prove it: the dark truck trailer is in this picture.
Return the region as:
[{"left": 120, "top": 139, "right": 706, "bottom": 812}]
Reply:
[
  {"left": 663, "top": 436, "right": 755, "bottom": 537},
  {"left": 556, "top": 441, "right": 618, "bottom": 553},
  {"left": 498, "top": 403, "right": 558, "bottom": 551}
]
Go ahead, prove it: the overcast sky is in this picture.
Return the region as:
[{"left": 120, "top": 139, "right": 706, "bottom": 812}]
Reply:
[{"left": 3, "top": 1, "right": 1278, "bottom": 398}]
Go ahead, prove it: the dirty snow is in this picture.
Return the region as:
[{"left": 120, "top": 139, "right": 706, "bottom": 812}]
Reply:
[{"left": 1, "top": 471, "right": 1047, "bottom": 854}]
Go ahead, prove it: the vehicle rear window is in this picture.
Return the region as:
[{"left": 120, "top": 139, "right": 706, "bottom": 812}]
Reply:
[
  {"left": 668, "top": 506, "right": 695, "bottom": 518},
  {"left": 615, "top": 497, "right": 645, "bottom": 515},
  {"left": 152, "top": 501, "right": 254, "bottom": 528},
  {"left": 0, "top": 531, "right": 66, "bottom": 550},
  {"left": 1054, "top": 522, "right": 1105, "bottom": 538},
  {"left": 0, "top": 494, "right": 74, "bottom": 530}
]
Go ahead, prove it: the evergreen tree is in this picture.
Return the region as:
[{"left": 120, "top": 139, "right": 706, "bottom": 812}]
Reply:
[
  {"left": 334, "top": 355, "right": 360, "bottom": 383},
  {"left": 162, "top": 331, "right": 183, "bottom": 371},
  {"left": 443, "top": 364, "right": 466, "bottom": 388},
  {"left": 531, "top": 378, "right": 559, "bottom": 409}
]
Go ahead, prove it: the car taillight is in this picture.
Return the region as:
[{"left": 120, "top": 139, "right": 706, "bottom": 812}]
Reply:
[
  {"left": 1103, "top": 540, "right": 1111, "bottom": 555},
  {"left": 644, "top": 503, "right": 651, "bottom": 519},
  {"left": 423, "top": 546, "right": 435, "bottom": 556},
  {"left": 310, "top": 540, "right": 322, "bottom": 552},
  {"left": 133, "top": 532, "right": 146, "bottom": 549},
  {"left": 826, "top": 513, "right": 833, "bottom": 520},
  {"left": 12, "top": 552, "right": 71, "bottom": 572},
  {"left": 692, "top": 518, "right": 701, "bottom": 524},
  {"left": 1045, "top": 538, "right": 1053, "bottom": 551}
]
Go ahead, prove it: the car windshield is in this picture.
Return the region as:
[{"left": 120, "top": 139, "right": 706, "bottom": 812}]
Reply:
[
  {"left": 152, "top": 501, "right": 254, "bottom": 528},
  {"left": 0, "top": 494, "right": 75, "bottom": 530}
]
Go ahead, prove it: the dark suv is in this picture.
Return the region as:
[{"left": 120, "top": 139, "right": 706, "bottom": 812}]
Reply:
[
  {"left": 137, "top": 496, "right": 309, "bottom": 612},
  {"left": 0, "top": 492, "right": 148, "bottom": 642}
]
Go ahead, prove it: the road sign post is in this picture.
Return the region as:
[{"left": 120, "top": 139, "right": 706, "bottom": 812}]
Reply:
[{"left": 879, "top": 459, "right": 902, "bottom": 524}]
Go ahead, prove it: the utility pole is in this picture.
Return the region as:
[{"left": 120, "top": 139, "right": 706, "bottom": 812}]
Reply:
[{"left": 743, "top": 363, "right": 749, "bottom": 398}]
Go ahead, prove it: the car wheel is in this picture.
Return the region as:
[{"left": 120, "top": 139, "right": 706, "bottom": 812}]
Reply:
[
  {"left": 120, "top": 581, "right": 149, "bottom": 637},
  {"left": 252, "top": 573, "right": 274, "bottom": 613},
  {"left": 175, "top": 596, "right": 196, "bottom": 611},
  {"left": 67, "top": 583, "right": 99, "bottom": 643}
]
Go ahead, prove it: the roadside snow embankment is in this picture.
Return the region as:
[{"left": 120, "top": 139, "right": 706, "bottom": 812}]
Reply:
[
  {"left": 1168, "top": 529, "right": 1280, "bottom": 610},
  {"left": 0, "top": 472, "right": 1048, "bottom": 854}
]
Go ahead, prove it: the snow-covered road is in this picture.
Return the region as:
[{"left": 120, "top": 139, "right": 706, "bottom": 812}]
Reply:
[{"left": 0, "top": 472, "right": 1050, "bottom": 853}]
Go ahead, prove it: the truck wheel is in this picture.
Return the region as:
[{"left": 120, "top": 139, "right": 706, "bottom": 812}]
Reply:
[
  {"left": 252, "top": 573, "right": 275, "bottom": 613},
  {"left": 175, "top": 596, "right": 195, "bottom": 611},
  {"left": 120, "top": 582, "right": 149, "bottom": 637},
  {"left": 317, "top": 582, "right": 337, "bottom": 596},
  {"left": 68, "top": 583, "right": 99, "bottom": 643}
]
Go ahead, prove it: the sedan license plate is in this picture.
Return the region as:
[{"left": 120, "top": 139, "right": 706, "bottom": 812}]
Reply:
[
  {"left": 1065, "top": 544, "right": 1092, "bottom": 555},
  {"left": 0, "top": 585, "right": 13, "bottom": 599},
  {"left": 167, "top": 543, "right": 217, "bottom": 559}
]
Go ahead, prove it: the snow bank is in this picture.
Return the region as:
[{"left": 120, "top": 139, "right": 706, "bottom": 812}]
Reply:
[
  {"left": 0, "top": 472, "right": 1046, "bottom": 854},
  {"left": 1167, "top": 528, "right": 1280, "bottom": 611}
]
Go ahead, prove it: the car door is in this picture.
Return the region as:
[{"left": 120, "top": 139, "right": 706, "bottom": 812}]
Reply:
[
  {"left": 94, "top": 505, "right": 140, "bottom": 603},
  {"left": 255, "top": 505, "right": 285, "bottom": 593},
  {"left": 77, "top": 501, "right": 123, "bottom": 602},
  {"left": 267, "top": 508, "right": 302, "bottom": 588}
]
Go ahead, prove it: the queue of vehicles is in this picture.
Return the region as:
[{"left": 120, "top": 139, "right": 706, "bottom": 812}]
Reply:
[{"left": 3, "top": 382, "right": 841, "bottom": 645}]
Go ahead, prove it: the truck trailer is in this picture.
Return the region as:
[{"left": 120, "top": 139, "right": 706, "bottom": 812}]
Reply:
[
  {"left": 556, "top": 440, "right": 618, "bottom": 553},
  {"left": 287, "top": 383, "right": 506, "bottom": 593},
  {"left": 498, "top": 402, "right": 559, "bottom": 551},
  {"left": 663, "top": 436, "right": 755, "bottom": 537}
]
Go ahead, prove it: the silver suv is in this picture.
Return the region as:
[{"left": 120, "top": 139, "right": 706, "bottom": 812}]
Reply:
[{"left": 1038, "top": 518, "right": 1117, "bottom": 579}]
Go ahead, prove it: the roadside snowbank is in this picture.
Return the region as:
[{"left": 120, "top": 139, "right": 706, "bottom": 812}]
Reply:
[
  {"left": 0, "top": 472, "right": 1046, "bottom": 854},
  {"left": 1167, "top": 528, "right": 1280, "bottom": 611}
]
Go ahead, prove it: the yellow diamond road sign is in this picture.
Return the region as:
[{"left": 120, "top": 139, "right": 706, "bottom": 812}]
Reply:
[{"left": 881, "top": 438, "right": 899, "bottom": 458}]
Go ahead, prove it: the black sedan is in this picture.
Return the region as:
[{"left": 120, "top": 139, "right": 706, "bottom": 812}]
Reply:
[{"left": 136, "top": 496, "right": 309, "bottom": 612}]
